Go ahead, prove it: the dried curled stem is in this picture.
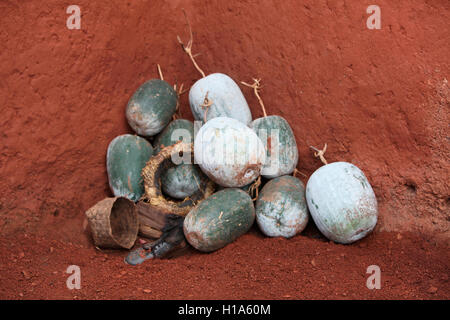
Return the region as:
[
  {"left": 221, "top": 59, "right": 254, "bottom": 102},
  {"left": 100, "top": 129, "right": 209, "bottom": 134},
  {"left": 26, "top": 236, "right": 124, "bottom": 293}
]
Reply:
[
  {"left": 174, "top": 83, "right": 186, "bottom": 96},
  {"left": 200, "top": 91, "right": 213, "bottom": 123},
  {"left": 248, "top": 176, "right": 262, "bottom": 201},
  {"left": 241, "top": 78, "right": 267, "bottom": 117},
  {"left": 173, "top": 83, "right": 187, "bottom": 120},
  {"left": 157, "top": 65, "right": 187, "bottom": 120},
  {"left": 310, "top": 144, "right": 328, "bottom": 165},
  {"left": 177, "top": 9, "right": 206, "bottom": 78}
]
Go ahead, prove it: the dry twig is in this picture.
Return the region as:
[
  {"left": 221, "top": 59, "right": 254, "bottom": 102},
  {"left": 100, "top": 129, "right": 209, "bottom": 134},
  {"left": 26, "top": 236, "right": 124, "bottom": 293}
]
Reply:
[
  {"left": 177, "top": 9, "right": 206, "bottom": 78},
  {"left": 248, "top": 176, "right": 262, "bottom": 201},
  {"left": 241, "top": 78, "right": 267, "bottom": 117},
  {"left": 157, "top": 64, "right": 164, "bottom": 81},
  {"left": 310, "top": 144, "right": 328, "bottom": 165},
  {"left": 173, "top": 83, "right": 187, "bottom": 120},
  {"left": 157, "top": 65, "right": 187, "bottom": 120}
]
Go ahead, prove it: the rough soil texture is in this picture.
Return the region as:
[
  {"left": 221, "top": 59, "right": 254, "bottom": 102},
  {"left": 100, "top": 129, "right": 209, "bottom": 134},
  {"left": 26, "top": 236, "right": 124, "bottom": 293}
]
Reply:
[
  {"left": 0, "top": 229, "right": 449, "bottom": 299},
  {"left": 0, "top": 0, "right": 448, "bottom": 299}
]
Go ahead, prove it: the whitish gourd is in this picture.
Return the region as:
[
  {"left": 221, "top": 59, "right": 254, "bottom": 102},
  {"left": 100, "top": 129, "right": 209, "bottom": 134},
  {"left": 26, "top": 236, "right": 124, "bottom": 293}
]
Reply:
[
  {"left": 184, "top": 188, "right": 255, "bottom": 252},
  {"left": 189, "top": 73, "right": 252, "bottom": 125},
  {"left": 126, "top": 79, "right": 178, "bottom": 137},
  {"left": 106, "top": 134, "right": 153, "bottom": 201},
  {"left": 306, "top": 145, "right": 378, "bottom": 244},
  {"left": 244, "top": 79, "right": 298, "bottom": 178},
  {"left": 194, "top": 117, "right": 265, "bottom": 187},
  {"left": 177, "top": 14, "right": 252, "bottom": 125},
  {"left": 256, "top": 175, "right": 308, "bottom": 238}
]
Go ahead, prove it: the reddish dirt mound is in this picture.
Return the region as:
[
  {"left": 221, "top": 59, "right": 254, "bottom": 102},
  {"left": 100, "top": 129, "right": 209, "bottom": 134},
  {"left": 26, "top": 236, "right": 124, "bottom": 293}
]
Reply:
[{"left": 0, "top": 0, "right": 448, "bottom": 299}]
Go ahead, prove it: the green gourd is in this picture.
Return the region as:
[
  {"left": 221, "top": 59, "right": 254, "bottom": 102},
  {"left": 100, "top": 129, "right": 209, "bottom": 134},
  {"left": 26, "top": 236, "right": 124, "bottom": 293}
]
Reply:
[
  {"left": 153, "top": 119, "right": 194, "bottom": 154},
  {"left": 183, "top": 189, "right": 255, "bottom": 252},
  {"left": 161, "top": 164, "right": 207, "bottom": 200},
  {"left": 243, "top": 79, "right": 298, "bottom": 179},
  {"left": 126, "top": 79, "right": 177, "bottom": 137},
  {"left": 106, "top": 134, "right": 153, "bottom": 202},
  {"left": 255, "top": 175, "right": 308, "bottom": 238}
]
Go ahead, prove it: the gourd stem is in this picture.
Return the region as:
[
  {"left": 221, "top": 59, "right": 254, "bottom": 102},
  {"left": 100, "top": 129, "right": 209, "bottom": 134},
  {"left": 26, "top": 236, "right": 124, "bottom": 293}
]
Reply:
[
  {"left": 157, "top": 64, "right": 164, "bottom": 81},
  {"left": 156, "top": 64, "right": 187, "bottom": 120},
  {"left": 241, "top": 78, "right": 267, "bottom": 117},
  {"left": 200, "top": 91, "right": 213, "bottom": 123},
  {"left": 177, "top": 9, "right": 206, "bottom": 78},
  {"left": 172, "top": 83, "right": 187, "bottom": 120},
  {"left": 310, "top": 144, "right": 328, "bottom": 165},
  {"left": 248, "top": 176, "right": 261, "bottom": 201}
]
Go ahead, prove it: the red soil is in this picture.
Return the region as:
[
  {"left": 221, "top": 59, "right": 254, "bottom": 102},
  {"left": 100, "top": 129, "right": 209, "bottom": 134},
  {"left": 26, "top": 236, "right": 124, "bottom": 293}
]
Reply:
[
  {"left": 0, "top": 0, "right": 448, "bottom": 299},
  {"left": 0, "top": 229, "right": 448, "bottom": 299}
]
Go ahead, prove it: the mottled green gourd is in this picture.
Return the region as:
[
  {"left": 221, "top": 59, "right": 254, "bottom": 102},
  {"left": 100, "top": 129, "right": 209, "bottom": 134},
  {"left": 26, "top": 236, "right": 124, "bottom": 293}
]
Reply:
[
  {"left": 251, "top": 115, "right": 298, "bottom": 179},
  {"left": 256, "top": 175, "right": 308, "bottom": 238},
  {"left": 106, "top": 134, "right": 153, "bottom": 202},
  {"left": 153, "top": 119, "right": 194, "bottom": 154},
  {"left": 241, "top": 79, "right": 298, "bottom": 179},
  {"left": 161, "top": 164, "right": 206, "bottom": 199},
  {"left": 126, "top": 79, "right": 178, "bottom": 137},
  {"left": 183, "top": 189, "right": 255, "bottom": 252}
]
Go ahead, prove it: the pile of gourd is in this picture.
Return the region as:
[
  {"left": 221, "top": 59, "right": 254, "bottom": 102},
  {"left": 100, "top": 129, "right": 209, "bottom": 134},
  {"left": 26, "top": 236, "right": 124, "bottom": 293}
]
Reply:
[{"left": 106, "top": 16, "right": 378, "bottom": 257}]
